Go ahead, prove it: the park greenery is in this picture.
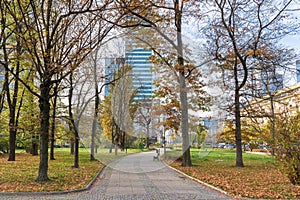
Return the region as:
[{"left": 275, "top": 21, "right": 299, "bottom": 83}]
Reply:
[
  {"left": 0, "top": 0, "right": 299, "bottom": 194},
  {"left": 0, "top": 149, "right": 103, "bottom": 192},
  {"left": 0, "top": 148, "right": 142, "bottom": 192}
]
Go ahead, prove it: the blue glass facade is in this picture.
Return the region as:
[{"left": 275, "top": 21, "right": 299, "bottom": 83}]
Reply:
[{"left": 126, "top": 48, "right": 153, "bottom": 101}]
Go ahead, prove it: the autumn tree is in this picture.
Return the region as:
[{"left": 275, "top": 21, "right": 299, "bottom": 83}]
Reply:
[
  {"left": 116, "top": 0, "right": 209, "bottom": 167},
  {"left": 2, "top": 0, "right": 123, "bottom": 181},
  {"left": 100, "top": 62, "right": 138, "bottom": 154},
  {"left": 204, "top": 0, "right": 297, "bottom": 167},
  {"left": 0, "top": 0, "right": 35, "bottom": 161}
]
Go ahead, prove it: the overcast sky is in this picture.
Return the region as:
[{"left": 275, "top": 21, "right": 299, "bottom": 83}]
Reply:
[{"left": 282, "top": 34, "right": 300, "bottom": 54}]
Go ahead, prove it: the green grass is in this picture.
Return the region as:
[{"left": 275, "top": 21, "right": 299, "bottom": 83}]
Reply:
[
  {"left": 0, "top": 148, "right": 102, "bottom": 192},
  {"left": 0, "top": 147, "right": 145, "bottom": 192}
]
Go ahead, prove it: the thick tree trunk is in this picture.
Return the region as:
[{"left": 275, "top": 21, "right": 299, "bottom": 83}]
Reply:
[
  {"left": 234, "top": 71, "right": 244, "bottom": 167},
  {"left": 175, "top": 0, "right": 191, "bottom": 167},
  {"left": 73, "top": 128, "right": 79, "bottom": 168},
  {"left": 50, "top": 85, "right": 58, "bottom": 160},
  {"left": 179, "top": 71, "right": 191, "bottom": 167},
  {"left": 36, "top": 83, "right": 51, "bottom": 182},
  {"left": 8, "top": 126, "right": 16, "bottom": 161},
  {"left": 70, "top": 138, "right": 75, "bottom": 155},
  {"left": 8, "top": 86, "right": 17, "bottom": 161}
]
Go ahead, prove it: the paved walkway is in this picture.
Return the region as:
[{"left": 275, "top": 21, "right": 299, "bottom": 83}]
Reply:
[{"left": 1, "top": 151, "right": 233, "bottom": 200}]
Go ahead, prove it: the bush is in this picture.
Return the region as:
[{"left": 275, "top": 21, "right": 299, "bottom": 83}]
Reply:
[
  {"left": 0, "top": 135, "right": 9, "bottom": 153},
  {"left": 274, "top": 113, "right": 300, "bottom": 185}
]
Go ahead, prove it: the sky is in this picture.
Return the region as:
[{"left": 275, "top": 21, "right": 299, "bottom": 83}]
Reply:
[{"left": 282, "top": 34, "right": 300, "bottom": 54}]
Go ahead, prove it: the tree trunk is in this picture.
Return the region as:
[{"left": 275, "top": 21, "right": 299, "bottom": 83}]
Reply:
[
  {"left": 31, "top": 134, "right": 39, "bottom": 156},
  {"left": 122, "top": 130, "right": 125, "bottom": 151},
  {"left": 114, "top": 125, "right": 119, "bottom": 156},
  {"left": 91, "top": 54, "right": 100, "bottom": 160},
  {"left": 36, "top": 82, "right": 51, "bottom": 182},
  {"left": 109, "top": 118, "right": 114, "bottom": 153},
  {"left": 68, "top": 72, "right": 79, "bottom": 168},
  {"left": 234, "top": 68, "right": 244, "bottom": 167},
  {"left": 270, "top": 95, "right": 275, "bottom": 156},
  {"left": 146, "top": 123, "right": 150, "bottom": 148},
  {"left": 70, "top": 138, "right": 75, "bottom": 155},
  {"left": 91, "top": 87, "right": 100, "bottom": 160},
  {"left": 50, "top": 85, "right": 58, "bottom": 160},
  {"left": 179, "top": 71, "right": 191, "bottom": 166},
  {"left": 91, "top": 117, "right": 96, "bottom": 160},
  {"left": 6, "top": 41, "right": 20, "bottom": 161},
  {"left": 175, "top": 0, "right": 191, "bottom": 167},
  {"left": 73, "top": 127, "right": 79, "bottom": 168},
  {"left": 8, "top": 125, "right": 16, "bottom": 161}
]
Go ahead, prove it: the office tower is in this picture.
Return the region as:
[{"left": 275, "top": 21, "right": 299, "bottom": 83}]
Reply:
[
  {"left": 104, "top": 44, "right": 153, "bottom": 102},
  {"left": 125, "top": 47, "right": 153, "bottom": 101}
]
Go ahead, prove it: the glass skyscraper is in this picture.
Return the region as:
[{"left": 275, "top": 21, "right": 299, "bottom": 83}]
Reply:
[
  {"left": 125, "top": 47, "right": 153, "bottom": 101},
  {"left": 104, "top": 45, "right": 153, "bottom": 101}
]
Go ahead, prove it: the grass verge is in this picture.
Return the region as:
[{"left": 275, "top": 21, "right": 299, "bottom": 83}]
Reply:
[
  {"left": 169, "top": 148, "right": 300, "bottom": 199},
  {"left": 0, "top": 148, "right": 113, "bottom": 192}
]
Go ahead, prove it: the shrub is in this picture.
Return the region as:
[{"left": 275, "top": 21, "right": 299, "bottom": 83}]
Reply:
[
  {"left": 274, "top": 112, "right": 300, "bottom": 185},
  {"left": 0, "top": 135, "right": 9, "bottom": 153}
]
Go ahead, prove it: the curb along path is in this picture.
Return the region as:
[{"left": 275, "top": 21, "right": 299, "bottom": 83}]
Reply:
[{"left": 1, "top": 151, "right": 234, "bottom": 200}]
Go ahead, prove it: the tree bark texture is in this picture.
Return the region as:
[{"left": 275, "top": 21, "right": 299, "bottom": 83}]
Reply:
[
  {"left": 36, "top": 82, "right": 51, "bottom": 182},
  {"left": 175, "top": 0, "right": 191, "bottom": 167},
  {"left": 50, "top": 85, "right": 58, "bottom": 160}
]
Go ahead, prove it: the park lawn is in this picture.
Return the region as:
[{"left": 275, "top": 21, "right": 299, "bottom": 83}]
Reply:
[
  {"left": 169, "top": 149, "right": 300, "bottom": 199},
  {"left": 0, "top": 148, "right": 142, "bottom": 192},
  {"left": 0, "top": 148, "right": 103, "bottom": 192}
]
